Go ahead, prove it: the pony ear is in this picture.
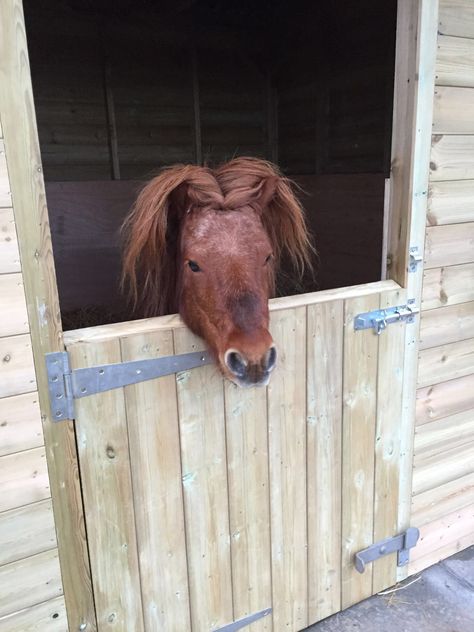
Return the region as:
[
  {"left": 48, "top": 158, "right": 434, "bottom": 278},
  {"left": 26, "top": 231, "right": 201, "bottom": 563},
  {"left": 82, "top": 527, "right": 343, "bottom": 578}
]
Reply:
[
  {"left": 121, "top": 165, "right": 200, "bottom": 316},
  {"left": 256, "top": 170, "right": 315, "bottom": 279}
]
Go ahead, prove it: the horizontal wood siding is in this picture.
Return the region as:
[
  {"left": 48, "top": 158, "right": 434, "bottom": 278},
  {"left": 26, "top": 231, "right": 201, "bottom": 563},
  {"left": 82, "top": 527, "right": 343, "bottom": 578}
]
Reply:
[
  {"left": 0, "top": 109, "right": 63, "bottom": 625},
  {"left": 422, "top": 263, "right": 474, "bottom": 309},
  {"left": 412, "top": 0, "right": 474, "bottom": 573},
  {"left": 0, "top": 596, "right": 67, "bottom": 632},
  {"left": 428, "top": 180, "right": 474, "bottom": 225}
]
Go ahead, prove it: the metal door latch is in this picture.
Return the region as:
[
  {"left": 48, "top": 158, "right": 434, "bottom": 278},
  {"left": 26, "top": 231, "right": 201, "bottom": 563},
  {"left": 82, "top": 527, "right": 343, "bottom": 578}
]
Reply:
[
  {"left": 409, "top": 246, "right": 423, "bottom": 272},
  {"left": 354, "top": 300, "right": 419, "bottom": 335},
  {"left": 354, "top": 527, "right": 420, "bottom": 574}
]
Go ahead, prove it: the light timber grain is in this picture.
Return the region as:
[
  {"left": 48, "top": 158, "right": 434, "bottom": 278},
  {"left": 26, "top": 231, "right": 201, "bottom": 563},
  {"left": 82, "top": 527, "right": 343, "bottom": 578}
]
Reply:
[
  {"left": 0, "top": 143, "right": 11, "bottom": 208},
  {"left": 373, "top": 288, "right": 406, "bottom": 593},
  {"left": 424, "top": 223, "right": 474, "bottom": 269},
  {"left": 395, "top": 1, "right": 439, "bottom": 579},
  {"left": 0, "top": 334, "right": 36, "bottom": 398},
  {"left": 0, "top": 209, "right": 20, "bottom": 274},
  {"left": 173, "top": 328, "right": 233, "bottom": 632},
  {"left": 0, "top": 274, "right": 28, "bottom": 337},
  {"left": 433, "top": 86, "right": 474, "bottom": 133},
  {"left": 417, "top": 338, "right": 474, "bottom": 387},
  {"left": 0, "top": 499, "right": 56, "bottom": 566},
  {"left": 422, "top": 263, "right": 474, "bottom": 309},
  {"left": 416, "top": 374, "right": 474, "bottom": 424},
  {"left": 420, "top": 302, "right": 474, "bottom": 349},
  {"left": 436, "top": 35, "right": 474, "bottom": 88},
  {"left": 0, "top": 595, "right": 67, "bottom": 632},
  {"left": 430, "top": 135, "right": 474, "bottom": 181},
  {"left": 268, "top": 307, "right": 308, "bottom": 630},
  {"left": 412, "top": 440, "right": 474, "bottom": 495},
  {"left": 387, "top": 0, "right": 426, "bottom": 287},
  {"left": 0, "top": 392, "right": 42, "bottom": 457},
  {"left": 408, "top": 504, "right": 474, "bottom": 575},
  {"left": 415, "top": 409, "right": 474, "bottom": 455},
  {"left": 411, "top": 470, "right": 474, "bottom": 527},
  {"left": 439, "top": 0, "right": 474, "bottom": 38},
  {"left": 121, "top": 331, "right": 191, "bottom": 632},
  {"left": 224, "top": 377, "right": 271, "bottom": 631},
  {"left": 341, "top": 293, "right": 378, "bottom": 608},
  {"left": 428, "top": 180, "right": 474, "bottom": 225},
  {"left": 0, "top": 2, "right": 95, "bottom": 626},
  {"left": 307, "top": 300, "right": 343, "bottom": 623},
  {"left": 409, "top": 530, "right": 474, "bottom": 575},
  {"left": 0, "top": 447, "right": 50, "bottom": 512},
  {"left": 69, "top": 340, "right": 144, "bottom": 632},
  {"left": 0, "top": 549, "right": 63, "bottom": 618}
]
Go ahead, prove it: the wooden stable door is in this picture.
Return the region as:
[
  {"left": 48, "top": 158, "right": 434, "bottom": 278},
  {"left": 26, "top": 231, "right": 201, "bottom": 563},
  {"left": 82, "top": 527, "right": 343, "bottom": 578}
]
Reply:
[{"left": 64, "top": 280, "right": 408, "bottom": 632}]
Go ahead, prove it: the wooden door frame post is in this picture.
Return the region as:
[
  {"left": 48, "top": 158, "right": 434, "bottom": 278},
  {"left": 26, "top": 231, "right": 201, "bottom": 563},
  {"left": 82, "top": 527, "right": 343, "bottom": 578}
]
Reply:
[
  {"left": 387, "top": 0, "right": 439, "bottom": 581},
  {"left": 0, "top": 2, "right": 97, "bottom": 629}
]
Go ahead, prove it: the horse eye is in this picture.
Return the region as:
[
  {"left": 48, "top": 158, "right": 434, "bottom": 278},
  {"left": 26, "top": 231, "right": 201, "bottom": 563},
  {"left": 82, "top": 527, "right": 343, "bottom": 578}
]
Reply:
[
  {"left": 264, "top": 254, "right": 273, "bottom": 265},
  {"left": 188, "top": 260, "right": 201, "bottom": 272}
]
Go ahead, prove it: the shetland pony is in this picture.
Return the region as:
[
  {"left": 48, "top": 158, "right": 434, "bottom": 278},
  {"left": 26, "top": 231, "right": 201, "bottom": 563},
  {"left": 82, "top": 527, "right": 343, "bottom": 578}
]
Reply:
[{"left": 122, "top": 157, "right": 313, "bottom": 386}]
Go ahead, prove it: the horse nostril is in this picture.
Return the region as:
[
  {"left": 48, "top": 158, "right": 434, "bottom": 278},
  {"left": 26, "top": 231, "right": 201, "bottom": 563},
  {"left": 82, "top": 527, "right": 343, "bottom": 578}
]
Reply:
[
  {"left": 225, "top": 350, "right": 248, "bottom": 378},
  {"left": 264, "top": 345, "right": 277, "bottom": 372}
]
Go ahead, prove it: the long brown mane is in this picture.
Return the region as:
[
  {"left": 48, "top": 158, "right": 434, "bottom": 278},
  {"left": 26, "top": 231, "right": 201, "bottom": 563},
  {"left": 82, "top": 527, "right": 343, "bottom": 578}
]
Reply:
[{"left": 122, "top": 157, "right": 313, "bottom": 317}]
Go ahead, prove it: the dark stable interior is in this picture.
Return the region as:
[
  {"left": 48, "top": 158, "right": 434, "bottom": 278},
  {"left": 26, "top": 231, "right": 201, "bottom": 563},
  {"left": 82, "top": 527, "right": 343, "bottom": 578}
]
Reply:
[{"left": 24, "top": 0, "right": 397, "bottom": 329}]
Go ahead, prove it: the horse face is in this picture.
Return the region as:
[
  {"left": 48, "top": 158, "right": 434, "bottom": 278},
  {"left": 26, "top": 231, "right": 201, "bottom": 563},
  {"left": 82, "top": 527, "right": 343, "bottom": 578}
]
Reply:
[
  {"left": 179, "top": 208, "right": 277, "bottom": 387},
  {"left": 122, "top": 158, "right": 313, "bottom": 387}
]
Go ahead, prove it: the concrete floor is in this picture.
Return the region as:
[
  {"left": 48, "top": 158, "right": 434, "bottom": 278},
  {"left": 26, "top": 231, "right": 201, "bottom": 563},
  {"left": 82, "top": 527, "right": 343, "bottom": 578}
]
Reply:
[{"left": 307, "top": 546, "right": 474, "bottom": 632}]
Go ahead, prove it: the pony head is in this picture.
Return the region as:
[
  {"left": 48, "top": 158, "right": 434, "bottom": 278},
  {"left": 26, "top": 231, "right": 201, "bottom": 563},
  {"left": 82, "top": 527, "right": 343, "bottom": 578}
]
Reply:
[{"left": 122, "top": 157, "right": 313, "bottom": 386}]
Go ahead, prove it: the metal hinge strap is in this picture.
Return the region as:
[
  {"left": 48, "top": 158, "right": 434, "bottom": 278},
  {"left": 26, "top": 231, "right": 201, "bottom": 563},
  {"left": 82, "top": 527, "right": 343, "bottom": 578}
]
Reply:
[
  {"left": 354, "top": 527, "right": 420, "bottom": 574},
  {"left": 354, "top": 300, "right": 419, "bottom": 335},
  {"left": 46, "top": 349, "right": 213, "bottom": 422},
  {"left": 212, "top": 608, "right": 272, "bottom": 632}
]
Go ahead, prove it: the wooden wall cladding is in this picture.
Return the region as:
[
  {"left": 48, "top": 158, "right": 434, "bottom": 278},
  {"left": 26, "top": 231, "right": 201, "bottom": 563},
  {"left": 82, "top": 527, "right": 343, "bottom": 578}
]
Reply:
[
  {"left": 0, "top": 62, "right": 64, "bottom": 626},
  {"left": 411, "top": 0, "right": 474, "bottom": 575}
]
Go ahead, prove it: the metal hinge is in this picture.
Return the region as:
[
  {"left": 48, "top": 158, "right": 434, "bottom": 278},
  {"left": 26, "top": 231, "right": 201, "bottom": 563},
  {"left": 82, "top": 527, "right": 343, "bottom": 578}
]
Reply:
[
  {"left": 46, "top": 349, "right": 213, "bottom": 422},
  {"left": 408, "top": 246, "right": 423, "bottom": 272},
  {"left": 354, "top": 300, "right": 419, "bottom": 335},
  {"left": 354, "top": 528, "right": 420, "bottom": 574},
  {"left": 212, "top": 608, "right": 272, "bottom": 632}
]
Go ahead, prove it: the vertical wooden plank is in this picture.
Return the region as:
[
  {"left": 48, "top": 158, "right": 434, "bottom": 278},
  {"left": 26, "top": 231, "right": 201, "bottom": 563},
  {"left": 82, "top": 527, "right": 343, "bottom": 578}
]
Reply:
[
  {"left": 68, "top": 340, "right": 144, "bottom": 632},
  {"left": 307, "top": 300, "right": 343, "bottom": 624},
  {"left": 387, "top": 0, "right": 419, "bottom": 287},
  {"left": 268, "top": 306, "right": 307, "bottom": 631},
  {"left": 372, "top": 287, "right": 406, "bottom": 593},
  {"left": 224, "top": 381, "right": 272, "bottom": 631},
  {"left": 397, "top": 0, "right": 439, "bottom": 585},
  {"left": 341, "top": 293, "right": 379, "bottom": 609},
  {"left": 0, "top": 2, "right": 96, "bottom": 628},
  {"left": 173, "top": 329, "right": 233, "bottom": 631},
  {"left": 121, "top": 331, "right": 191, "bottom": 632}
]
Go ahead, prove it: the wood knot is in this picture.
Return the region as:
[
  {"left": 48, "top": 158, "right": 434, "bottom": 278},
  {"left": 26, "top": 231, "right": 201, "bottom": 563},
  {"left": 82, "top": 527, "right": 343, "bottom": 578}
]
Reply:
[{"left": 105, "top": 445, "right": 116, "bottom": 459}]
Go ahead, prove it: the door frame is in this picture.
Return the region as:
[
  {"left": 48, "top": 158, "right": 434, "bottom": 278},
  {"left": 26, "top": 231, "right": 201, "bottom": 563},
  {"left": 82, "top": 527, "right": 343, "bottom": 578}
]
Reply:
[{"left": 0, "top": 0, "right": 438, "bottom": 628}]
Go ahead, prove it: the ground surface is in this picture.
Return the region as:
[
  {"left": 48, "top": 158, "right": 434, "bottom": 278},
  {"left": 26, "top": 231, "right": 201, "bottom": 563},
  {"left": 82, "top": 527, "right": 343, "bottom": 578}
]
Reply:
[{"left": 307, "top": 546, "right": 474, "bottom": 632}]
